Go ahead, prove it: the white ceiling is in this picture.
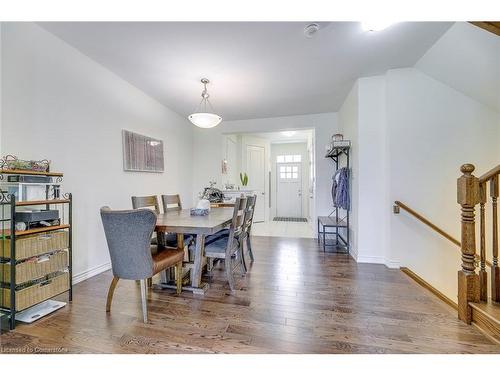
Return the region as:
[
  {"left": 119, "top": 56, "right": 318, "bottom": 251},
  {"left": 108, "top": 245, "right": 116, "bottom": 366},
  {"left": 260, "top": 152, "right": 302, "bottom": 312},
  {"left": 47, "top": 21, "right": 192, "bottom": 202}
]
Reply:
[
  {"left": 39, "top": 22, "right": 452, "bottom": 121},
  {"left": 251, "top": 129, "right": 313, "bottom": 143},
  {"left": 416, "top": 22, "right": 500, "bottom": 112}
]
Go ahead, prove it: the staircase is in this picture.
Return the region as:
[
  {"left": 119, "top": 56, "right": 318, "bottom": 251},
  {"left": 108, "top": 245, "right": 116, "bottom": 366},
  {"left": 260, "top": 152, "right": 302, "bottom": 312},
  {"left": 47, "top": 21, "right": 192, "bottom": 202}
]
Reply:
[
  {"left": 393, "top": 163, "right": 500, "bottom": 344},
  {"left": 458, "top": 164, "right": 500, "bottom": 343}
]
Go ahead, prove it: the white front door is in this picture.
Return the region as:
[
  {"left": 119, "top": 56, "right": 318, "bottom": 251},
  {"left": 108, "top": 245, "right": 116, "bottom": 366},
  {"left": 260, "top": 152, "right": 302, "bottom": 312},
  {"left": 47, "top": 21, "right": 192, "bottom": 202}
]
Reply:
[
  {"left": 276, "top": 163, "right": 302, "bottom": 217},
  {"left": 245, "top": 144, "right": 266, "bottom": 222}
]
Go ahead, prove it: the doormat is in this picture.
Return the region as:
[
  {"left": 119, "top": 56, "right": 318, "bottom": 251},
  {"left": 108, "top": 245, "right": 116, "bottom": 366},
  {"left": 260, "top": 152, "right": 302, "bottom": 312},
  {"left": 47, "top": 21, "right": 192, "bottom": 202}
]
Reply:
[{"left": 273, "top": 217, "right": 308, "bottom": 222}]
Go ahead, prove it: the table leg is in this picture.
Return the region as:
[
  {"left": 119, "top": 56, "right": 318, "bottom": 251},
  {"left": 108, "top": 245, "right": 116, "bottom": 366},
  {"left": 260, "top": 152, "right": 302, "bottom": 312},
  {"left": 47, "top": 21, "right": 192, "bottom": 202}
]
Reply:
[
  {"left": 177, "top": 233, "right": 184, "bottom": 251},
  {"left": 192, "top": 234, "right": 205, "bottom": 288}
]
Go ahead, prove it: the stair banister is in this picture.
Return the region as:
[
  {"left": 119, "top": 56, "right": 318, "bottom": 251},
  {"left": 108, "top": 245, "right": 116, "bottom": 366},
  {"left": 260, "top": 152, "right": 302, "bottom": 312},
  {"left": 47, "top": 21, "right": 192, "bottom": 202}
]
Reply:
[{"left": 457, "top": 164, "right": 480, "bottom": 324}]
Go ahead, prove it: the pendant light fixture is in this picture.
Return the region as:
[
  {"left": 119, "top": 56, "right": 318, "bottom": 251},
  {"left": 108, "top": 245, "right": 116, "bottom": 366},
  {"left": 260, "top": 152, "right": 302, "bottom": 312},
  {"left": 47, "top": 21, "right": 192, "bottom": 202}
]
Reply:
[{"left": 188, "top": 78, "right": 222, "bottom": 128}]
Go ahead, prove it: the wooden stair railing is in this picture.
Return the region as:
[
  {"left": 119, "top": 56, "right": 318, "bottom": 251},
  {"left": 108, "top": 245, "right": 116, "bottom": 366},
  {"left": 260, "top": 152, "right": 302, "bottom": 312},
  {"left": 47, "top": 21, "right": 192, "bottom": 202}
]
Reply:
[
  {"left": 394, "top": 200, "right": 461, "bottom": 246},
  {"left": 393, "top": 200, "right": 491, "bottom": 267},
  {"left": 458, "top": 163, "right": 500, "bottom": 324}
]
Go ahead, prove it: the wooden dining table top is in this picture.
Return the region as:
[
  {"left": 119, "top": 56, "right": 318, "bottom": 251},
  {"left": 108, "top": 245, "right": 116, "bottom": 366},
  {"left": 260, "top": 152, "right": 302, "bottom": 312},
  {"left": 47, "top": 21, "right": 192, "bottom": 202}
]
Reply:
[{"left": 155, "top": 207, "right": 234, "bottom": 235}]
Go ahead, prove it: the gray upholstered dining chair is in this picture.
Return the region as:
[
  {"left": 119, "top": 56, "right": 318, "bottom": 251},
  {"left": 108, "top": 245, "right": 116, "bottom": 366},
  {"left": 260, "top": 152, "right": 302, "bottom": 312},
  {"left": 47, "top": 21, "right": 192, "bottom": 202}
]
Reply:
[
  {"left": 204, "top": 197, "right": 247, "bottom": 291},
  {"left": 100, "top": 207, "right": 184, "bottom": 323}
]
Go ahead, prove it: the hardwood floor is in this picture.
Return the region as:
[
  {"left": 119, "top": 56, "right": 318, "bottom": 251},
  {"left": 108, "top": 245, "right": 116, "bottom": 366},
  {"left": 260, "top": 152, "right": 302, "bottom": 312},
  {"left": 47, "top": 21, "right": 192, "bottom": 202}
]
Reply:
[{"left": 1, "top": 236, "right": 499, "bottom": 353}]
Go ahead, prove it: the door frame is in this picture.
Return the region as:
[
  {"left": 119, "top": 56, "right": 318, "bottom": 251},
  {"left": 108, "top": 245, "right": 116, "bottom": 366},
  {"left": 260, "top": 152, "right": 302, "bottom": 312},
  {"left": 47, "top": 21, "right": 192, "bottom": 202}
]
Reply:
[{"left": 244, "top": 142, "right": 267, "bottom": 223}]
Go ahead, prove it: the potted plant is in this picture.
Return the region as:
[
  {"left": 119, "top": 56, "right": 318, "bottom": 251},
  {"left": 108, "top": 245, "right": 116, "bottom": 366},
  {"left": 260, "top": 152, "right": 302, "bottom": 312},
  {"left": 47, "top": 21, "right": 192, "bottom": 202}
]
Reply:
[{"left": 239, "top": 172, "right": 248, "bottom": 187}]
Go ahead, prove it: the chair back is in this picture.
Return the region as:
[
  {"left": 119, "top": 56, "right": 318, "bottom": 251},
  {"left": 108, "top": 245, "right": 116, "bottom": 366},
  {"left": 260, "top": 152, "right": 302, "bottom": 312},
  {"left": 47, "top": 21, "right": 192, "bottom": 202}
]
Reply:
[
  {"left": 243, "top": 195, "right": 257, "bottom": 232},
  {"left": 225, "top": 197, "right": 247, "bottom": 253},
  {"left": 131, "top": 195, "right": 160, "bottom": 214},
  {"left": 100, "top": 207, "right": 155, "bottom": 280},
  {"left": 161, "top": 194, "right": 182, "bottom": 212}
]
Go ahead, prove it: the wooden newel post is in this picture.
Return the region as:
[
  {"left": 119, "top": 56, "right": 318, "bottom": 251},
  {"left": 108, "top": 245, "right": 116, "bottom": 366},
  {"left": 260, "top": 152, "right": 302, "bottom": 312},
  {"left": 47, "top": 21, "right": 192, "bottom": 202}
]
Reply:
[{"left": 457, "top": 164, "right": 480, "bottom": 324}]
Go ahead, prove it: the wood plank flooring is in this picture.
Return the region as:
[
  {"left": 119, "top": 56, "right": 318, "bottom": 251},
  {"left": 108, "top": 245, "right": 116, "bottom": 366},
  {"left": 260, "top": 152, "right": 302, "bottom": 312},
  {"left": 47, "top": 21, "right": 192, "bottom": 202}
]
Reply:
[{"left": 1, "top": 236, "right": 499, "bottom": 353}]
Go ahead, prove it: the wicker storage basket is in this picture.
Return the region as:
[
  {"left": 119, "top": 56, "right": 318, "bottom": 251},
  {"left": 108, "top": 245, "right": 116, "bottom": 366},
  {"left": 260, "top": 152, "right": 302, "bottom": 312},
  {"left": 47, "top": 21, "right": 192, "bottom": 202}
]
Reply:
[
  {"left": 1, "top": 231, "right": 68, "bottom": 260},
  {"left": 1, "top": 251, "right": 68, "bottom": 284},
  {"left": 1, "top": 272, "right": 69, "bottom": 311}
]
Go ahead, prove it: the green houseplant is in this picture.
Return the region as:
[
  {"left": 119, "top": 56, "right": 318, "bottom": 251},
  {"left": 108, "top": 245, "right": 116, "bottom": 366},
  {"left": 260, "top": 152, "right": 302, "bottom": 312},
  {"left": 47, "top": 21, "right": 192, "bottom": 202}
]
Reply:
[{"left": 239, "top": 172, "right": 248, "bottom": 187}]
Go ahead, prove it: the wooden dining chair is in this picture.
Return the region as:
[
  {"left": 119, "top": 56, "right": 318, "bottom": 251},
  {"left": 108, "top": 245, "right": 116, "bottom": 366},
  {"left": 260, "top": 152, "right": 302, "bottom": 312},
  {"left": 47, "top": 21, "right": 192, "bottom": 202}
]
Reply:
[
  {"left": 131, "top": 195, "right": 160, "bottom": 213},
  {"left": 161, "top": 194, "right": 182, "bottom": 212},
  {"left": 204, "top": 197, "right": 247, "bottom": 291},
  {"left": 161, "top": 194, "right": 195, "bottom": 251},
  {"left": 100, "top": 207, "right": 184, "bottom": 323},
  {"left": 240, "top": 195, "right": 257, "bottom": 270},
  {"left": 131, "top": 195, "right": 162, "bottom": 245}
]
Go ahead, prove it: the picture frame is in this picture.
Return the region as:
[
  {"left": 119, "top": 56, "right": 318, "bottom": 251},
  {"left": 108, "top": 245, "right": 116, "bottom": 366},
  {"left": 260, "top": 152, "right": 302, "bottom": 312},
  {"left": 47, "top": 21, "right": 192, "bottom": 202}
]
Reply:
[{"left": 122, "top": 130, "right": 164, "bottom": 173}]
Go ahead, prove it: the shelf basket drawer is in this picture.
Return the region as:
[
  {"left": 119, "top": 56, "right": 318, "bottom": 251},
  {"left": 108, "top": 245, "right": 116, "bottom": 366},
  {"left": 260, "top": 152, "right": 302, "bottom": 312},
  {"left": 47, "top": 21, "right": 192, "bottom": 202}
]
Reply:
[
  {"left": 1, "top": 272, "right": 69, "bottom": 311},
  {"left": 1, "top": 230, "right": 69, "bottom": 260},
  {"left": 1, "top": 251, "right": 68, "bottom": 284}
]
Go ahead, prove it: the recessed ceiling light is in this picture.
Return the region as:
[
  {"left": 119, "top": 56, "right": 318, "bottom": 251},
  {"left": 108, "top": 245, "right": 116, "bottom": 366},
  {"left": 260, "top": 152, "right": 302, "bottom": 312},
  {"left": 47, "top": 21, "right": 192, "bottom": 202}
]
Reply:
[
  {"left": 361, "top": 21, "right": 395, "bottom": 32},
  {"left": 282, "top": 131, "right": 296, "bottom": 137}
]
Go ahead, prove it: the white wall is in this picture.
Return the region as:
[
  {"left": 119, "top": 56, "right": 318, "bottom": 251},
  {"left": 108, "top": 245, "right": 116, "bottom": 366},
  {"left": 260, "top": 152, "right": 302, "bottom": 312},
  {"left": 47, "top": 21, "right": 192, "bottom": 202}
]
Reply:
[
  {"left": 416, "top": 22, "right": 500, "bottom": 112},
  {"left": 338, "top": 82, "right": 359, "bottom": 258},
  {"left": 1, "top": 23, "right": 194, "bottom": 283},
  {"left": 0, "top": 23, "right": 2, "bottom": 157},
  {"left": 192, "top": 112, "right": 339, "bottom": 229},
  {"left": 357, "top": 76, "right": 391, "bottom": 265},
  {"left": 386, "top": 68, "right": 500, "bottom": 301}
]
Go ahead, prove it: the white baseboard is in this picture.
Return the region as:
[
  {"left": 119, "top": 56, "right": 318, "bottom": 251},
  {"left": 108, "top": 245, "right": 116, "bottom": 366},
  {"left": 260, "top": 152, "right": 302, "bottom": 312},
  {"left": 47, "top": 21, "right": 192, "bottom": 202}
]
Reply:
[
  {"left": 349, "top": 247, "right": 358, "bottom": 261},
  {"left": 356, "top": 255, "right": 386, "bottom": 264},
  {"left": 385, "top": 260, "right": 401, "bottom": 269},
  {"left": 355, "top": 253, "right": 401, "bottom": 268},
  {"left": 73, "top": 262, "right": 111, "bottom": 285}
]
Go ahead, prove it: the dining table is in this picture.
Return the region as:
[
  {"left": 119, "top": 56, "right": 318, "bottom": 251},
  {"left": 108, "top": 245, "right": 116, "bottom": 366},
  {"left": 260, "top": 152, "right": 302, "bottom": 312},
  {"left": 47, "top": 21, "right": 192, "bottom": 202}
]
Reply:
[{"left": 154, "top": 207, "right": 234, "bottom": 294}]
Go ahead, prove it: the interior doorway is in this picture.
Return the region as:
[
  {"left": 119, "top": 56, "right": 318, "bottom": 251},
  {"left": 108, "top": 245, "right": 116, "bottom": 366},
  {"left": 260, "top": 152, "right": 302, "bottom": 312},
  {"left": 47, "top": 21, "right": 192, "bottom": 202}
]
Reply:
[{"left": 221, "top": 129, "right": 315, "bottom": 238}]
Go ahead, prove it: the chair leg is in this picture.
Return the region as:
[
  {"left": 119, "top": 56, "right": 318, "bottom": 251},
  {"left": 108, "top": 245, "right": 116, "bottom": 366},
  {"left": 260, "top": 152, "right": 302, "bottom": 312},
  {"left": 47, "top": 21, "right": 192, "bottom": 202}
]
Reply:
[
  {"left": 247, "top": 235, "right": 254, "bottom": 262},
  {"left": 140, "top": 279, "right": 148, "bottom": 323},
  {"left": 175, "top": 262, "right": 183, "bottom": 295},
  {"left": 207, "top": 257, "right": 214, "bottom": 272},
  {"left": 226, "top": 256, "right": 235, "bottom": 291},
  {"left": 106, "top": 276, "right": 119, "bottom": 313},
  {"left": 147, "top": 277, "right": 153, "bottom": 288},
  {"left": 239, "top": 239, "right": 247, "bottom": 274}
]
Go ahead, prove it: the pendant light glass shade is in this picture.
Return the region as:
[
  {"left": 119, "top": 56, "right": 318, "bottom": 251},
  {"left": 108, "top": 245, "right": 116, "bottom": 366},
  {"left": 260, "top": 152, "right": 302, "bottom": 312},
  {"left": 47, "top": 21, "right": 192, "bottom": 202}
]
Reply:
[
  {"left": 188, "top": 78, "right": 222, "bottom": 128},
  {"left": 188, "top": 113, "right": 222, "bottom": 128}
]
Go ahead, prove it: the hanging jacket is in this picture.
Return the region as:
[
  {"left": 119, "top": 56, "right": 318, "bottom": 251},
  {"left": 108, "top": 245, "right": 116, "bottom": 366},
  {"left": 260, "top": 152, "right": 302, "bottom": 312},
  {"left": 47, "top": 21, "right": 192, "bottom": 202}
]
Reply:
[{"left": 331, "top": 167, "right": 350, "bottom": 210}]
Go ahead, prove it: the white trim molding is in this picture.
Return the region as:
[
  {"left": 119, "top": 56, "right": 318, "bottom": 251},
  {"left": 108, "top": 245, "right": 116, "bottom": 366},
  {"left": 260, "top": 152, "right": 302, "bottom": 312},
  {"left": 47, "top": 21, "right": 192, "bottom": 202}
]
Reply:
[
  {"left": 385, "top": 259, "right": 401, "bottom": 269},
  {"left": 356, "top": 255, "right": 386, "bottom": 264},
  {"left": 355, "top": 254, "right": 401, "bottom": 269},
  {"left": 73, "top": 262, "right": 111, "bottom": 285}
]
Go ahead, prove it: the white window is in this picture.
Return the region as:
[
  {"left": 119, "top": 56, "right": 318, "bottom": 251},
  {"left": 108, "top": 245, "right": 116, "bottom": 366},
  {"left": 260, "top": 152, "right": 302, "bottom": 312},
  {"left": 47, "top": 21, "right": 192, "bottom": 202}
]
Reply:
[
  {"left": 278, "top": 164, "right": 299, "bottom": 180},
  {"left": 276, "top": 154, "right": 302, "bottom": 163}
]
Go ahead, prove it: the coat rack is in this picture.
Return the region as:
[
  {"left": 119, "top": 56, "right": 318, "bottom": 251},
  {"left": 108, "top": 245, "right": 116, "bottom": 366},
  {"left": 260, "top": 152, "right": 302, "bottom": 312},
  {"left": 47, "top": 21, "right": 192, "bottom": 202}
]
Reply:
[{"left": 317, "top": 145, "right": 350, "bottom": 253}]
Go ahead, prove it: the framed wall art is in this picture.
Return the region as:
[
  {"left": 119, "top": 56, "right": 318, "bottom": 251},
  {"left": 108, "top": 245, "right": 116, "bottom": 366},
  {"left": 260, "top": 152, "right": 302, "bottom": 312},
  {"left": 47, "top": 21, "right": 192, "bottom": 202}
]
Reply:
[{"left": 122, "top": 130, "right": 164, "bottom": 173}]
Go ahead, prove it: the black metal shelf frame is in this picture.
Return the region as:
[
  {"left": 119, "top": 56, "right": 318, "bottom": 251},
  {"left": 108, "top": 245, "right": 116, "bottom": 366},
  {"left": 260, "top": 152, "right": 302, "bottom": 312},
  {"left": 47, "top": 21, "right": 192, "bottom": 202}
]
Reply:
[
  {"left": 0, "top": 184, "right": 72, "bottom": 332},
  {"left": 319, "top": 146, "right": 350, "bottom": 253}
]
